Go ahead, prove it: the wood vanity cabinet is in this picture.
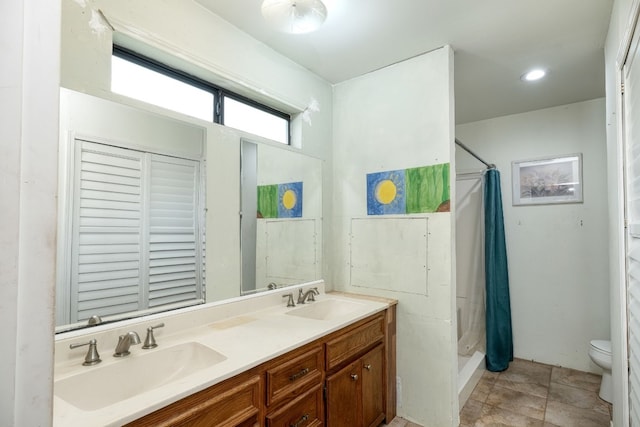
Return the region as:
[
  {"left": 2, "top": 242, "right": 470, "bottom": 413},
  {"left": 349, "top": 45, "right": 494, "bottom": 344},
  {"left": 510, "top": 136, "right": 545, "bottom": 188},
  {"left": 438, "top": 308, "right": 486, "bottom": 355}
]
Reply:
[
  {"left": 124, "top": 370, "right": 262, "bottom": 427},
  {"left": 127, "top": 302, "right": 396, "bottom": 427},
  {"left": 325, "top": 314, "right": 386, "bottom": 427},
  {"left": 264, "top": 344, "right": 325, "bottom": 427}
]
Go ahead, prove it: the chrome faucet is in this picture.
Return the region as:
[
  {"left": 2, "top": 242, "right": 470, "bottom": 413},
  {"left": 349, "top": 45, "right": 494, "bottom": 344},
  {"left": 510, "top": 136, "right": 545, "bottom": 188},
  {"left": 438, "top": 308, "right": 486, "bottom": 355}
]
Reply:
[
  {"left": 142, "top": 323, "right": 165, "bottom": 349},
  {"left": 283, "top": 293, "right": 296, "bottom": 307},
  {"left": 297, "top": 287, "right": 319, "bottom": 304},
  {"left": 69, "top": 339, "right": 101, "bottom": 366},
  {"left": 113, "top": 331, "right": 141, "bottom": 357}
]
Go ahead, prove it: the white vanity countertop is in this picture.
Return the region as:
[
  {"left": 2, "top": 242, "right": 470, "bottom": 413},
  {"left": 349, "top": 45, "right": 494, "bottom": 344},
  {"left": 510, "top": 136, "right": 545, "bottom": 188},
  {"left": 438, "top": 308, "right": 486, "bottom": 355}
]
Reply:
[{"left": 53, "top": 282, "right": 394, "bottom": 427}]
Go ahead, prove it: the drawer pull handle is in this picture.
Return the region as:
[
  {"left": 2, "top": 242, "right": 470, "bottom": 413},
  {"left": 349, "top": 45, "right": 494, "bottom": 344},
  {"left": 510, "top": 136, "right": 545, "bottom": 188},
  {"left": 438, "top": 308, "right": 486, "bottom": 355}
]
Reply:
[
  {"left": 289, "top": 367, "right": 310, "bottom": 381},
  {"left": 351, "top": 373, "right": 359, "bottom": 381},
  {"left": 364, "top": 364, "right": 372, "bottom": 371},
  {"left": 290, "top": 413, "right": 309, "bottom": 427}
]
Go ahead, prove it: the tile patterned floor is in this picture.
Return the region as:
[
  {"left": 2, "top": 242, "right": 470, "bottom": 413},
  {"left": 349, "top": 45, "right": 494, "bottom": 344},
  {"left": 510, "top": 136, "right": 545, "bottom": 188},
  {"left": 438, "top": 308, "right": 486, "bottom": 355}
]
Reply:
[
  {"left": 386, "top": 358, "right": 611, "bottom": 427},
  {"left": 460, "top": 358, "right": 611, "bottom": 427},
  {"left": 384, "top": 417, "right": 422, "bottom": 427}
]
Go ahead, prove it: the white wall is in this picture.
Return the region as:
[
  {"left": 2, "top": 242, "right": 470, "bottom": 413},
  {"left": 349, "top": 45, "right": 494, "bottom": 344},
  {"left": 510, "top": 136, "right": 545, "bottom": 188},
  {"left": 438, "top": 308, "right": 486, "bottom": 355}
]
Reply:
[
  {"left": 332, "top": 47, "right": 458, "bottom": 426},
  {"left": 0, "top": 0, "right": 60, "bottom": 425},
  {"left": 60, "top": 0, "right": 334, "bottom": 300},
  {"left": 1, "top": 1, "right": 333, "bottom": 424},
  {"left": 604, "top": 0, "right": 634, "bottom": 425},
  {"left": 456, "top": 99, "right": 610, "bottom": 373}
]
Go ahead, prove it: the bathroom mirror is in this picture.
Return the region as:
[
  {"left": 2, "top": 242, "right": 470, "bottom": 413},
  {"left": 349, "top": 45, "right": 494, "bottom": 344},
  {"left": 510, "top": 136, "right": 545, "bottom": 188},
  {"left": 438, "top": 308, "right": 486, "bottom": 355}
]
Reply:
[
  {"left": 55, "top": 90, "right": 323, "bottom": 333},
  {"left": 240, "top": 140, "right": 323, "bottom": 295}
]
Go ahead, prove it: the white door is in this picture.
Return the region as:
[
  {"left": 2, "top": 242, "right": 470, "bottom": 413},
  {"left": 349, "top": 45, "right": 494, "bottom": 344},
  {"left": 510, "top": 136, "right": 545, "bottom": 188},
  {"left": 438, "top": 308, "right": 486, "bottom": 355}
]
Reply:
[{"left": 623, "top": 5, "right": 640, "bottom": 426}]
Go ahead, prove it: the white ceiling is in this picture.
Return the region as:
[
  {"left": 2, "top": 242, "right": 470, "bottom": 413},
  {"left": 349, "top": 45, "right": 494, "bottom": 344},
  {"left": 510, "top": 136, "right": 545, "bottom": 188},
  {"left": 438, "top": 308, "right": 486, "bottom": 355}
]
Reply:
[{"left": 196, "top": 0, "right": 613, "bottom": 124}]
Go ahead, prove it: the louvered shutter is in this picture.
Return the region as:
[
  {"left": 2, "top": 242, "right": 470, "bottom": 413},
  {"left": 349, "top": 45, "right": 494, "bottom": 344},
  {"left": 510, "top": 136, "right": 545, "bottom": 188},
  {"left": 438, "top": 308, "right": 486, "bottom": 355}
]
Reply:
[
  {"left": 71, "top": 140, "right": 144, "bottom": 322},
  {"left": 625, "top": 12, "right": 640, "bottom": 426},
  {"left": 69, "top": 140, "right": 204, "bottom": 322},
  {"left": 148, "top": 154, "right": 204, "bottom": 307}
]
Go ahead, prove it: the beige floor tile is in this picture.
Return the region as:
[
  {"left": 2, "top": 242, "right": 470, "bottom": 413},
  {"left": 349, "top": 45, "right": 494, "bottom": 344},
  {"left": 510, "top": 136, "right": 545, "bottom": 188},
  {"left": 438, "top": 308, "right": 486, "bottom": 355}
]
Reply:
[
  {"left": 483, "top": 369, "right": 501, "bottom": 380},
  {"left": 469, "top": 376, "right": 496, "bottom": 403},
  {"left": 475, "top": 404, "right": 545, "bottom": 427},
  {"left": 382, "top": 418, "right": 408, "bottom": 427},
  {"left": 494, "top": 375, "right": 550, "bottom": 399},
  {"left": 486, "top": 384, "right": 547, "bottom": 420},
  {"left": 550, "top": 366, "right": 602, "bottom": 392},
  {"left": 460, "top": 398, "right": 483, "bottom": 426},
  {"left": 505, "top": 359, "right": 553, "bottom": 383},
  {"left": 382, "top": 417, "right": 423, "bottom": 427},
  {"left": 544, "top": 400, "right": 611, "bottom": 427},
  {"left": 547, "top": 382, "right": 610, "bottom": 415}
]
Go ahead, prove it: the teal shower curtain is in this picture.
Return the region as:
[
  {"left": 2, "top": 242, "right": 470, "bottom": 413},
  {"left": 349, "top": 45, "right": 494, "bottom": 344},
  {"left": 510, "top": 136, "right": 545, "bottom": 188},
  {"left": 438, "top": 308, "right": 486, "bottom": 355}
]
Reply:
[{"left": 484, "top": 169, "right": 513, "bottom": 372}]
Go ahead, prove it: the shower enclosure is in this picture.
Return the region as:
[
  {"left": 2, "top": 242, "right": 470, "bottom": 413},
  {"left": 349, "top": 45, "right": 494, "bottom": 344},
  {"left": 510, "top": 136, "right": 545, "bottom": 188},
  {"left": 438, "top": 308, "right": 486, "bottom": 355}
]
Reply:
[{"left": 455, "top": 171, "right": 486, "bottom": 406}]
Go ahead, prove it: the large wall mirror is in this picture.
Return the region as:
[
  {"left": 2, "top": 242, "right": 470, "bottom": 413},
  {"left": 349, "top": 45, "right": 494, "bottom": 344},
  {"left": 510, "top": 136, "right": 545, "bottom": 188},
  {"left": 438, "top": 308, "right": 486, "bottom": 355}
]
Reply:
[
  {"left": 56, "top": 90, "right": 323, "bottom": 333},
  {"left": 240, "top": 140, "right": 323, "bottom": 295}
]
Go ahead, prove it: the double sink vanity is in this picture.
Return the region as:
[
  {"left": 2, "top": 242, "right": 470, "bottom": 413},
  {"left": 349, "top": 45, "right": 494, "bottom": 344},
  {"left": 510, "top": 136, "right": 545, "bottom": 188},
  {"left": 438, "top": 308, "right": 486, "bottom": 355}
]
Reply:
[{"left": 53, "top": 281, "right": 397, "bottom": 426}]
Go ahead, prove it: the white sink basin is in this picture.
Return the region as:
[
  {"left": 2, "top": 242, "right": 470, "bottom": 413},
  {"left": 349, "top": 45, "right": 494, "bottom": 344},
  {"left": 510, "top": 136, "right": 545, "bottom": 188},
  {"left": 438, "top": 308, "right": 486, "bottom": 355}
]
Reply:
[
  {"left": 55, "top": 342, "right": 226, "bottom": 411},
  {"left": 285, "top": 298, "right": 366, "bottom": 320}
]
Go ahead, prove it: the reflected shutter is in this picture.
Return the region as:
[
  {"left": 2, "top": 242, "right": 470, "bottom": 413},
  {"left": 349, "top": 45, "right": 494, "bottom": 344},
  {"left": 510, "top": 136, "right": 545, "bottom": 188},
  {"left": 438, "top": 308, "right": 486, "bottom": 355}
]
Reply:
[
  {"left": 69, "top": 140, "right": 204, "bottom": 323},
  {"left": 72, "top": 140, "right": 143, "bottom": 322},
  {"left": 148, "top": 155, "right": 204, "bottom": 307}
]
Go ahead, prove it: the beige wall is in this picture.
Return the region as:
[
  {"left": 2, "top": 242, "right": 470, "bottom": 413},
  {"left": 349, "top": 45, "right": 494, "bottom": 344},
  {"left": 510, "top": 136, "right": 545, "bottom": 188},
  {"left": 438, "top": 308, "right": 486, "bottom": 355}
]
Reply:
[
  {"left": 605, "top": 0, "right": 634, "bottom": 425},
  {"left": 457, "top": 99, "right": 610, "bottom": 373},
  {"left": 60, "top": 0, "right": 334, "bottom": 299},
  {"left": 331, "top": 47, "right": 458, "bottom": 426},
  {"left": 0, "top": 0, "right": 60, "bottom": 425}
]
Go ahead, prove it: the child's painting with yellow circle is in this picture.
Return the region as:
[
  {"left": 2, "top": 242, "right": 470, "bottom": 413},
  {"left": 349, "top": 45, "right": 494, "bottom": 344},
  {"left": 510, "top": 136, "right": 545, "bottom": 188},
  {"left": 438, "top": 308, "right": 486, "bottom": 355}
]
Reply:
[
  {"left": 367, "top": 170, "right": 405, "bottom": 215},
  {"left": 277, "top": 182, "right": 303, "bottom": 218}
]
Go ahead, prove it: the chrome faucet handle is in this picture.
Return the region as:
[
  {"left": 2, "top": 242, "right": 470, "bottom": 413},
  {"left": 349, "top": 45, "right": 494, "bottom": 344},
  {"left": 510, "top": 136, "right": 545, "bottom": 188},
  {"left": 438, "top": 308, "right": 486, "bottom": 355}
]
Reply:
[
  {"left": 114, "top": 331, "right": 141, "bottom": 357},
  {"left": 87, "top": 315, "right": 102, "bottom": 326},
  {"left": 283, "top": 293, "right": 295, "bottom": 307},
  {"left": 142, "top": 323, "right": 165, "bottom": 349},
  {"left": 298, "top": 288, "right": 319, "bottom": 304},
  {"left": 69, "top": 339, "right": 101, "bottom": 366}
]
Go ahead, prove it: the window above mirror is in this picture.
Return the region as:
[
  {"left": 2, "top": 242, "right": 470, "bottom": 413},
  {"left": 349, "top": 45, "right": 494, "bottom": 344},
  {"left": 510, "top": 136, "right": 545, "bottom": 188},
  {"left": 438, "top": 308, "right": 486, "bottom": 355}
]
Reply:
[{"left": 111, "top": 46, "right": 290, "bottom": 144}]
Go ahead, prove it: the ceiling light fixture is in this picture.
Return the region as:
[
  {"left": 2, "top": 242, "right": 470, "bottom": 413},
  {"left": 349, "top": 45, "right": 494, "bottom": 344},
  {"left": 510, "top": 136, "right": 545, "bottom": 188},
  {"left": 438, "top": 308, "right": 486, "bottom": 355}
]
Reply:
[
  {"left": 521, "top": 68, "right": 547, "bottom": 82},
  {"left": 261, "top": 0, "right": 328, "bottom": 34}
]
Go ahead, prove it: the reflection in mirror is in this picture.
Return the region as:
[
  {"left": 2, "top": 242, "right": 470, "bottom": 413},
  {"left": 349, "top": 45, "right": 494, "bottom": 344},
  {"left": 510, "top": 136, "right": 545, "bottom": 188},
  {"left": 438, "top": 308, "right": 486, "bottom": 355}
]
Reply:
[
  {"left": 240, "top": 140, "right": 323, "bottom": 295},
  {"left": 55, "top": 91, "right": 324, "bottom": 334},
  {"left": 56, "top": 89, "right": 206, "bottom": 333}
]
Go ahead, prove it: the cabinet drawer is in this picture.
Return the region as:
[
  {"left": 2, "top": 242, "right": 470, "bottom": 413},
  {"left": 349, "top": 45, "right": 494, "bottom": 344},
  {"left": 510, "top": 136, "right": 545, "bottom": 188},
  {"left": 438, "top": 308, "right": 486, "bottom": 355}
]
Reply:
[
  {"left": 126, "top": 374, "right": 261, "bottom": 427},
  {"left": 266, "top": 383, "right": 323, "bottom": 427},
  {"left": 325, "top": 313, "right": 385, "bottom": 371},
  {"left": 266, "top": 345, "right": 323, "bottom": 406}
]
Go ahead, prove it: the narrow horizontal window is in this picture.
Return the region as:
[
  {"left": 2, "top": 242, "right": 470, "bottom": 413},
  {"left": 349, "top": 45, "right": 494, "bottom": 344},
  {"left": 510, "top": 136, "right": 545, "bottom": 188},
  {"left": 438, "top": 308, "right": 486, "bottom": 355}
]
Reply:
[
  {"left": 223, "top": 97, "right": 289, "bottom": 144},
  {"left": 111, "top": 55, "right": 214, "bottom": 122},
  {"left": 111, "top": 47, "right": 291, "bottom": 144}
]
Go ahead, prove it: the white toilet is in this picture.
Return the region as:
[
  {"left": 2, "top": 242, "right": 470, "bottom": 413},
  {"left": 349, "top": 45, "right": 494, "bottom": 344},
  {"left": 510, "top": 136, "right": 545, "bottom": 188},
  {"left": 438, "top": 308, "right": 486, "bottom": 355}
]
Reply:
[{"left": 588, "top": 339, "right": 612, "bottom": 403}]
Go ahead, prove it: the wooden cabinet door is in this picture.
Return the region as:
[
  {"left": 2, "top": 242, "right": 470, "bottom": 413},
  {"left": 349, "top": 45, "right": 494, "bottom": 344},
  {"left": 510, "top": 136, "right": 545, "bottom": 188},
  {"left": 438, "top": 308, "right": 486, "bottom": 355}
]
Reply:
[
  {"left": 125, "top": 374, "right": 261, "bottom": 427},
  {"left": 265, "top": 384, "right": 323, "bottom": 427},
  {"left": 362, "top": 345, "right": 385, "bottom": 427},
  {"left": 326, "top": 361, "right": 361, "bottom": 427}
]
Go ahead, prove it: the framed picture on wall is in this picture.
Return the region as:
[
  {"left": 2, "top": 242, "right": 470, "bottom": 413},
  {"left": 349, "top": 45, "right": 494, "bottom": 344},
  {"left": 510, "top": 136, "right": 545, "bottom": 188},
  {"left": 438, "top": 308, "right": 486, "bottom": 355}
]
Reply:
[{"left": 511, "top": 153, "right": 583, "bottom": 206}]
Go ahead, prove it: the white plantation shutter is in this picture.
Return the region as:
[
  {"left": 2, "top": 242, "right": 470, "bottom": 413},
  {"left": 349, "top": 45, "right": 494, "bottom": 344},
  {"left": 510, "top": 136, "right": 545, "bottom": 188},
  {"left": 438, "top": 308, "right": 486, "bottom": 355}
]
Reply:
[
  {"left": 148, "top": 155, "right": 204, "bottom": 307},
  {"left": 72, "top": 141, "right": 144, "bottom": 322},
  {"left": 69, "top": 140, "right": 204, "bottom": 322},
  {"left": 625, "top": 9, "right": 640, "bottom": 425}
]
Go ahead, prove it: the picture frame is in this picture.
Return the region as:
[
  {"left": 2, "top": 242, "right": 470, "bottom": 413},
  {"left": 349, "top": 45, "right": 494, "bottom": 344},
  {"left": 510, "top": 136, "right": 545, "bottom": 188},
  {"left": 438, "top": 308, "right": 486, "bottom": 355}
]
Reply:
[{"left": 511, "top": 153, "right": 583, "bottom": 206}]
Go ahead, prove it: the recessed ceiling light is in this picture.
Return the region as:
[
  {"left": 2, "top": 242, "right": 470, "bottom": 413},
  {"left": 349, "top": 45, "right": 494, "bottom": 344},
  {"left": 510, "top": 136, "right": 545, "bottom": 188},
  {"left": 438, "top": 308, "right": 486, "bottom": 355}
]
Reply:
[
  {"left": 261, "top": 0, "right": 328, "bottom": 34},
  {"left": 521, "top": 69, "right": 547, "bottom": 82}
]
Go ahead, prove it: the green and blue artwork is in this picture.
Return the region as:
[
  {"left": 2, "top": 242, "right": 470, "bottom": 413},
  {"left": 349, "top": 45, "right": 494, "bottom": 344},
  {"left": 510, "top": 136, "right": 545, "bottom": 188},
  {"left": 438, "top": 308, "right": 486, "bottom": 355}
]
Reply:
[
  {"left": 258, "top": 181, "right": 303, "bottom": 218},
  {"left": 366, "top": 163, "right": 450, "bottom": 215}
]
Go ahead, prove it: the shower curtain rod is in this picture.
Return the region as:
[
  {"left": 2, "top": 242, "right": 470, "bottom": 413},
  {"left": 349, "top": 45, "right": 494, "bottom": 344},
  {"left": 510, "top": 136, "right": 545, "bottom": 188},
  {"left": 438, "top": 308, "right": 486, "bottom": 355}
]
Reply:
[{"left": 455, "top": 138, "right": 496, "bottom": 169}]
